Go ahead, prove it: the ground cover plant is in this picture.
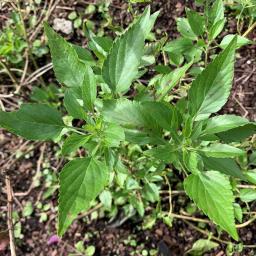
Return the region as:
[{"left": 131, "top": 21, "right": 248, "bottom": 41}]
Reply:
[{"left": 1, "top": 0, "right": 256, "bottom": 255}]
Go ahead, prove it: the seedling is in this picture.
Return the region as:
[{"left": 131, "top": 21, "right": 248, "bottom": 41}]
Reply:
[{"left": 1, "top": 3, "right": 255, "bottom": 242}]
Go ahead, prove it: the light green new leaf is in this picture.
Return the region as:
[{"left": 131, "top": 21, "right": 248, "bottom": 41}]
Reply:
[
  {"left": 240, "top": 189, "right": 256, "bottom": 203},
  {"left": 184, "top": 171, "right": 238, "bottom": 240},
  {"left": 202, "top": 115, "right": 250, "bottom": 135},
  {"left": 102, "top": 7, "right": 158, "bottom": 93},
  {"left": 233, "top": 203, "right": 243, "bottom": 223},
  {"left": 64, "top": 89, "right": 86, "bottom": 119},
  {"left": 62, "top": 134, "right": 91, "bottom": 155},
  {"left": 58, "top": 157, "right": 109, "bottom": 236},
  {"left": 157, "top": 62, "right": 192, "bottom": 100},
  {"left": 142, "top": 183, "right": 159, "bottom": 203},
  {"left": 200, "top": 143, "right": 245, "bottom": 158},
  {"left": 44, "top": 23, "right": 86, "bottom": 88},
  {"left": 186, "top": 239, "right": 219, "bottom": 255},
  {"left": 220, "top": 34, "right": 252, "bottom": 49},
  {"left": 0, "top": 104, "right": 64, "bottom": 140},
  {"left": 188, "top": 37, "right": 237, "bottom": 121},
  {"left": 186, "top": 9, "right": 205, "bottom": 36},
  {"left": 82, "top": 66, "right": 97, "bottom": 111}
]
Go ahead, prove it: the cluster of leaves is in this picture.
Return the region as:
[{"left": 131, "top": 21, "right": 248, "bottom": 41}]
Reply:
[
  {"left": 0, "top": 2, "right": 256, "bottom": 245},
  {"left": 0, "top": 11, "right": 48, "bottom": 65}
]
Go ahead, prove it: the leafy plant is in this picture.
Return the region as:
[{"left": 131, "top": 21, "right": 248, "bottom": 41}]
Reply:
[{"left": 1, "top": 4, "right": 256, "bottom": 243}]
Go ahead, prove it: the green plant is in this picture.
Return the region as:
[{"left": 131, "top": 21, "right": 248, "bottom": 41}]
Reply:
[{"left": 1, "top": 4, "right": 256, "bottom": 243}]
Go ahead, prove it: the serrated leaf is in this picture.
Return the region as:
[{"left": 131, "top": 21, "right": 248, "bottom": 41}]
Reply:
[
  {"left": 102, "top": 99, "right": 176, "bottom": 133},
  {"left": 0, "top": 104, "right": 64, "bottom": 140},
  {"left": 142, "top": 183, "right": 159, "bottom": 203},
  {"left": 188, "top": 37, "right": 237, "bottom": 121},
  {"left": 157, "top": 62, "right": 192, "bottom": 100},
  {"left": 99, "top": 190, "right": 112, "bottom": 209},
  {"left": 103, "top": 123, "right": 125, "bottom": 147},
  {"left": 145, "top": 144, "right": 177, "bottom": 163},
  {"left": 220, "top": 34, "right": 252, "bottom": 49},
  {"left": 124, "top": 129, "right": 164, "bottom": 145},
  {"left": 217, "top": 123, "right": 256, "bottom": 142},
  {"left": 177, "top": 18, "right": 197, "bottom": 40},
  {"left": 72, "top": 44, "right": 95, "bottom": 65},
  {"left": 102, "top": 7, "right": 158, "bottom": 93},
  {"left": 233, "top": 203, "right": 243, "bottom": 223},
  {"left": 245, "top": 170, "right": 256, "bottom": 184},
  {"left": 240, "top": 189, "right": 256, "bottom": 203},
  {"left": 200, "top": 143, "right": 245, "bottom": 158},
  {"left": 201, "top": 115, "right": 250, "bottom": 135},
  {"left": 130, "top": 195, "right": 145, "bottom": 217},
  {"left": 208, "top": 0, "right": 224, "bottom": 26},
  {"left": 209, "top": 18, "right": 225, "bottom": 40},
  {"left": 82, "top": 66, "right": 97, "bottom": 111},
  {"left": 202, "top": 156, "right": 245, "bottom": 180},
  {"left": 183, "top": 151, "right": 200, "bottom": 175},
  {"left": 186, "top": 239, "right": 218, "bottom": 255},
  {"left": 64, "top": 89, "right": 86, "bottom": 119},
  {"left": 184, "top": 171, "right": 238, "bottom": 240},
  {"left": 186, "top": 9, "right": 205, "bottom": 36},
  {"left": 58, "top": 157, "right": 109, "bottom": 236},
  {"left": 62, "top": 134, "right": 91, "bottom": 155},
  {"left": 44, "top": 23, "right": 86, "bottom": 88}
]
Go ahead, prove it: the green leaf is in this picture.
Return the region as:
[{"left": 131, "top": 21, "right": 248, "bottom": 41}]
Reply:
[
  {"left": 102, "top": 99, "right": 176, "bottom": 132},
  {"left": 44, "top": 23, "right": 86, "bottom": 88},
  {"left": 145, "top": 144, "right": 177, "bottom": 163},
  {"left": 82, "top": 66, "right": 97, "bottom": 111},
  {"left": 130, "top": 195, "right": 145, "bottom": 217},
  {"left": 240, "top": 189, "right": 256, "bottom": 203},
  {"left": 58, "top": 157, "right": 109, "bottom": 236},
  {"left": 199, "top": 143, "right": 245, "bottom": 158},
  {"left": 202, "top": 156, "right": 245, "bottom": 180},
  {"left": 62, "top": 134, "right": 91, "bottom": 155},
  {"left": 142, "top": 183, "right": 159, "bottom": 203},
  {"left": 177, "top": 18, "right": 197, "bottom": 40},
  {"left": 233, "top": 203, "right": 243, "bottom": 223},
  {"left": 183, "top": 151, "right": 200, "bottom": 175},
  {"left": 23, "top": 202, "right": 34, "bottom": 217},
  {"left": 220, "top": 34, "right": 252, "bottom": 49},
  {"left": 99, "top": 190, "right": 112, "bottom": 209},
  {"left": 124, "top": 129, "right": 164, "bottom": 145},
  {"left": 188, "top": 37, "right": 237, "bottom": 121},
  {"left": 186, "top": 239, "right": 219, "bottom": 255},
  {"left": 186, "top": 9, "right": 205, "bottom": 36},
  {"left": 209, "top": 18, "right": 225, "bottom": 41},
  {"left": 87, "top": 33, "right": 112, "bottom": 60},
  {"left": 157, "top": 62, "right": 192, "bottom": 100},
  {"left": 0, "top": 104, "right": 64, "bottom": 140},
  {"left": 64, "top": 89, "right": 86, "bottom": 119},
  {"left": 245, "top": 170, "right": 256, "bottom": 184},
  {"left": 208, "top": 0, "right": 224, "bottom": 26},
  {"left": 217, "top": 123, "right": 256, "bottom": 142},
  {"left": 184, "top": 171, "right": 238, "bottom": 240},
  {"left": 102, "top": 7, "right": 158, "bottom": 93},
  {"left": 201, "top": 115, "right": 250, "bottom": 135},
  {"left": 71, "top": 44, "right": 95, "bottom": 65},
  {"left": 103, "top": 123, "right": 125, "bottom": 147}
]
